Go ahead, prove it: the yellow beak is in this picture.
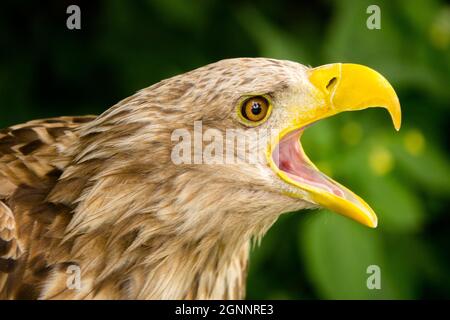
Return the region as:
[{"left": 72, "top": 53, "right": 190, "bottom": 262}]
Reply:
[
  {"left": 269, "top": 63, "right": 401, "bottom": 228},
  {"left": 308, "top": 63, "right": 401, "bottom": 131}
]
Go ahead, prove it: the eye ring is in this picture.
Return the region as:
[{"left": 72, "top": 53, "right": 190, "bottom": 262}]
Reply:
[{"left": 238, "top": 96, "right": 272, "bottom": 125}]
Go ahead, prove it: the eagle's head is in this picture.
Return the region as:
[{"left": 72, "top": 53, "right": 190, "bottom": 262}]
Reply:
[{"left": 61, "top": 58, "right": 400, "bottom": 260}]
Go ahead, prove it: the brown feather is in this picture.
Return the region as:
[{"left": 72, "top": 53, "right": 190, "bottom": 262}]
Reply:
[{"left": 0, "top": 58, "right": 313, "bottom": 299}]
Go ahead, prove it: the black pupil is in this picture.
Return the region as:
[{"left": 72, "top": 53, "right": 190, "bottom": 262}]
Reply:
[{"left": 251, "top": 102, "right": 262, "bottom": 115}]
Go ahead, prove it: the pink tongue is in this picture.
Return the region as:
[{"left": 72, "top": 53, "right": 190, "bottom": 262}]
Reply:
[{"left": 272, "top": 130, "right": 345, "bottom": 197}]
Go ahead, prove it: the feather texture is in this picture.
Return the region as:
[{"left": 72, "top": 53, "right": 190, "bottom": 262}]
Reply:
[{"left": 0, "top": 58, "right": 312, "bottom": 299}]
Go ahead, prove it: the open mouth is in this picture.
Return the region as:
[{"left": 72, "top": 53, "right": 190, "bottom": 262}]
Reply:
[
  {"left": 272, "top": 128, "right": 345, "bottom": 197},
  {"left": 265, "top": 62, "right": 401, "bottom": 228},
  {"left": 270, "top": 126, "right": 378, "bottom": 228}
]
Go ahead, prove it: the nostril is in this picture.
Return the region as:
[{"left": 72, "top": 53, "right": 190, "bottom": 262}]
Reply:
[{"left": 326, "top": 77, "right": 337, "bottom": 91}]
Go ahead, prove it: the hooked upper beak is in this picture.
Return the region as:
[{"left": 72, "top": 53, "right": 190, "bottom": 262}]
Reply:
[
  {"left": 308, "top": 63, "right": 401, "bottom": 131},
  {"left": 268, "top": 63, "right": 401, "bottom": 228}
]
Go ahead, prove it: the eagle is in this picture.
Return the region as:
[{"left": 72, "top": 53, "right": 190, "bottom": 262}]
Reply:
[{"left": 0, "top": 58, "right": 401, "bottom": 299}]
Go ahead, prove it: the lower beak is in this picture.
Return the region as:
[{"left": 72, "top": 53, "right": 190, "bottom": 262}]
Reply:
[{"left": 269, "top": 63, "right": 401, "bottom": 228}]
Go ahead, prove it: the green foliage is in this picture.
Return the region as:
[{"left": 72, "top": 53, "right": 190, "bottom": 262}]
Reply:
[
  {"left": 247, "top": 0, "right": 450, "bottom": 299},
  {"left": 301, "top": 212, "right": 411, "bottom": 299},
  {"left": 1, "top": 0, "right": 449, "bottom": 299}
]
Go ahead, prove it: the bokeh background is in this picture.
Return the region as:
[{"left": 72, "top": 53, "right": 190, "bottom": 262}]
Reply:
[{"left": 1, "top": 0, "right": 449, "bottom": 299}]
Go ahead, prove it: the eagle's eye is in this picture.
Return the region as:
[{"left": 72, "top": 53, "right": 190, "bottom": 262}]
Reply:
[{"left": 239, "top": 96, "right": 271, "bottom": 124}]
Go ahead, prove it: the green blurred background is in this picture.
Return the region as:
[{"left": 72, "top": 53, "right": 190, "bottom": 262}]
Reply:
[{"left": 1, "top": 0, "right": 449, "bottom": 299}]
